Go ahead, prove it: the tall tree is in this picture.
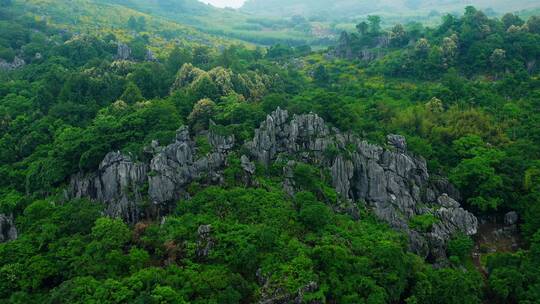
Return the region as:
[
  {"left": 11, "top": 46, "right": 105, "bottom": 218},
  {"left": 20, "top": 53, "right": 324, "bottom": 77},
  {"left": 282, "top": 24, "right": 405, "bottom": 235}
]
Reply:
[{"left": 368, "top": 15, "right": 382, "bottom": 34}]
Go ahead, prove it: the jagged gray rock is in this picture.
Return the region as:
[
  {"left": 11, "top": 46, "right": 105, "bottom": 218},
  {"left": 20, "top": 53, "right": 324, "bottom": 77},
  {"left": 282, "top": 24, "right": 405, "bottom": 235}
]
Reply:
[
  {"left": 241, "top": 155, "right": 256, "bottom": 175},
  {"left": 148, "top": 126, "right": 232, "bottom": 206},
  {"left": 282, "top": 160, "right": 297, "bottom": 198},
  {"left": 117, "top": 42, "right": 131, "bottom": 60},
  {"left": 0, "top": 214, "right": 17, "bottom": 243},
  {"left": 0, "top": 56, "right": 25, "bottom": 71},
  {"left": 208, "top": 123, "right": 235, "bottom": 152},
  {"left": 68, "top": 126, "right": 233, "bottom": 223},
  {"left": 504, "top": 211, "right": 518, "bottom": 226},
  {"left": 145, "top": 49, "right": 156, "bottom": 61},
  {"left": 196, "top": 224, "right": 214, "bottom": 258},
  {"left": 333, "top": 32, "right": 387, "bottom": 61},
  {"left": 331, "top": 156, "right": 354, "bottom": 197},
  {"left": 67, "top": 107, "right": 477, "bottom": 260},
  {"left": 245, "top": 108, "right": 478, "bottom": 260},
  {"left": 387, "top": 134, "right": 407, "bottom": 153},
  {"left": 428, "top": 203, "right": 478, "bottom": 258},
  {"left": 68, "top": 152, "right": 148, "bottom": 223}
]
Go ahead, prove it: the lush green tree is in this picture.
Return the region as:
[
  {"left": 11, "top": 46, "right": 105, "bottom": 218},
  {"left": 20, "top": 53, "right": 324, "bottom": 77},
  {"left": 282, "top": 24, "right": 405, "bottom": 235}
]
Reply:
[
  {"left": 166, "top": 47, "right": 192, "bottom": 74},
  {"left": 502, "top": 13, "right": 524, "bottom": 29},
  {"left": 295, "top": 192, "right": 331, "bottom": 231},
  {"left": 447, "top": 234, "right": 474, "bottom": 262},
  {"left": 410, "top": 267, "right": 483, "bottom": 304},
  {"left": 120, "top": 82, "right": 144, "bottom": 104},
  {"left": 188, "top": 98, "right": 216, "bottom": 132},
  {"left": 128, "top": 16, "right": 138, "bottom": 31},
  {"left": 450, "top": 136, "right": 506, "bottom": 211},
  {"left": 192, "top": 46, "right": 212, "bottom": 68},
  {"left": 127, "top": 16, "right": 146, "bottom": 32},
  {"left": 367, "top": 15, "right": 382, "bottom": 34},
  {"left": 390, "top": 24, "right": 408, "bottom": 47},
  {"left": 527, "top": 16, "right": 540, "bottom": 34},
  {"left": 312, "top": 64, "right": 329, "bottom": 85},
  {"left": 356, "top": 21, "right": 368, "bottom": 35}
]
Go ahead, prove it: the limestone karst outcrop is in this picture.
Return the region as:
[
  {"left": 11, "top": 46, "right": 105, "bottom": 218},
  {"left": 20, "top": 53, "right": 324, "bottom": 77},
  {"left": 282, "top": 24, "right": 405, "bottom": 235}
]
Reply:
[
  {"left": 67, "top": 127, "right": 234, "bottom": 222},
  {"left": 0, "top": 56, "right": 25, "bottom": 71},
  {"left": 68, "top": 152, "right": 148, "bottom": 223},
  {"left": 332, "top": 32, "right": 388, "bottom": 61},
  {"left": 0, "top": 214, "right": 17, "bottom": 243},
  {"left": 67, "top": 107, "right": 477, "bottom": 260},
  {"left": 245, "top": 108, "right": 477, "bottom": 260},
  {"left": 116, "top": 42, "right": 132, "bottom": 60}
]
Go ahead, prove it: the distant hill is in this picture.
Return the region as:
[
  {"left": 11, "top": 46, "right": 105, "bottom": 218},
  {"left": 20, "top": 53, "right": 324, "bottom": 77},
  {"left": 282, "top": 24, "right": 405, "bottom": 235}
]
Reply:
[
  {"left": 241, "top": 0, "right": 540, "bottom": 19},
  {"left": 96, "top": 0, "right": 216, "bottom": 22},
  {"left": 17, "top": 0, "right": 235, "bottom": 49}
]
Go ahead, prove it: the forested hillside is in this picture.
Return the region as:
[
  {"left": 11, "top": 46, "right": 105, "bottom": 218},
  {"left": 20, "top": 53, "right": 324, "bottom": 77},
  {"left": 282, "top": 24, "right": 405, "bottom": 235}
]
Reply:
[
  {"left": 1, "top": 0, "right": 540, "bottom": 303},
  {"left": 242, "top": 0, "right": 540, "bottom": 19}
]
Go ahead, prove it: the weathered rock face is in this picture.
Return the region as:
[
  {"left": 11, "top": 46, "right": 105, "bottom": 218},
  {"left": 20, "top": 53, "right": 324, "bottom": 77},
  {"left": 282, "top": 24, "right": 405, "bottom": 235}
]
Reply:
[
  {"left": 245, "top": 108, "right": 478, "bottom": 260},
  {"left": 145, "top": 49, "right": 156, "bottom": 61},
  {"left": 196, "top": 224, "right": 214, "bottom": 259},
  {"left": 387, "top": 134, "right": 407, "bottom": 153},
  {"left": 68, "top": 152, "right": 148, "bottom": 223},
  {"left": 68, "top": 127, "right": 233, "bottom": 223},
  {"left": 117, "top": 42, "right": 131, "bottom": 60},
  {"left": 240, "top": 154, "right": 257, "bottom": 186},
  {"left": 0, "top": 56, "right": 25, "bottom": 71},
  {"left": 504, "top": 211, "right": 519, "bottom": 226},
  {"left": 148, "top": 126, "right": 232, "bottom": 207},
  {"left": 332, "top": 32, "right": 387, "bottom": 61},
  {"left": 0, "top": 214, "right": 17, "bottom": 243},
  {"left": 67, "top": 107, "right": 477, "bottom": 260}
]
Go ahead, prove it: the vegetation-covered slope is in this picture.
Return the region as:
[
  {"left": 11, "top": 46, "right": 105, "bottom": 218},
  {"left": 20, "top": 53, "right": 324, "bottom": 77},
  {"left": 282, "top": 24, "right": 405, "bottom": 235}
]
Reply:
[
  {"left": 242, "top": 0, "right": 540, "bottom": 19},
  {"left": 1, "top": 0, "right": 540, "bottom": 302}
]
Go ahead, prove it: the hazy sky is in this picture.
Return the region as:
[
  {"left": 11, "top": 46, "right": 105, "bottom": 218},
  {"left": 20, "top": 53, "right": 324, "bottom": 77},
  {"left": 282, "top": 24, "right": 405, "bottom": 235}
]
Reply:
[{"left": 200, "top": 0, "right": 246, "bottom": 8}]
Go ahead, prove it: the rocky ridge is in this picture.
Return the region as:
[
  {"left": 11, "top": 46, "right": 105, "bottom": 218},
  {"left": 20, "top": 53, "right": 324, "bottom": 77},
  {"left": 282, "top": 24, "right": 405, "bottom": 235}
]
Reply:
[
  {"left": 67, "top": 127, "right": 234, "bottom": 222},
  {"left": 68, "top": 107, "right": 477, "bottom": 261},
  {"left": 245, "top": 108, "right": 477, "bottom": 260}
]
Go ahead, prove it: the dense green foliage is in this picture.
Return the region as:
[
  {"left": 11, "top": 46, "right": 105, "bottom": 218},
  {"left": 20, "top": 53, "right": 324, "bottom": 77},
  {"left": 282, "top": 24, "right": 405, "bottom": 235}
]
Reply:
[{"left": 1, "top": 1, "right": 540, "bottom": 303}]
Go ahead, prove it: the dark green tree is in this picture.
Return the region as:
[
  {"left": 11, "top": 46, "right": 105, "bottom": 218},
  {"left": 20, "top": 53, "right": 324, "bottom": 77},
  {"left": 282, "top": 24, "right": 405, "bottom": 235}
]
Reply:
[
  {"left": 356, "top": 21, "right": 369, "bottom": 35},
  {"left": 313, "top": 64, "right": 329, "bottom": 85},
  {"left": 120, "top": 82, "right": 144, "bottom": 104},
  {"left": 368, "top": 15, "right": 382, "bottom": 34}
]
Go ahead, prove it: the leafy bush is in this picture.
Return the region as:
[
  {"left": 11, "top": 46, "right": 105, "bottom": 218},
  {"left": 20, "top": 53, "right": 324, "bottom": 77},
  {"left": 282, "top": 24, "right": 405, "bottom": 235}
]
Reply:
[{"left": 409, "top": 214, "right": 439, "bottom": 232}]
